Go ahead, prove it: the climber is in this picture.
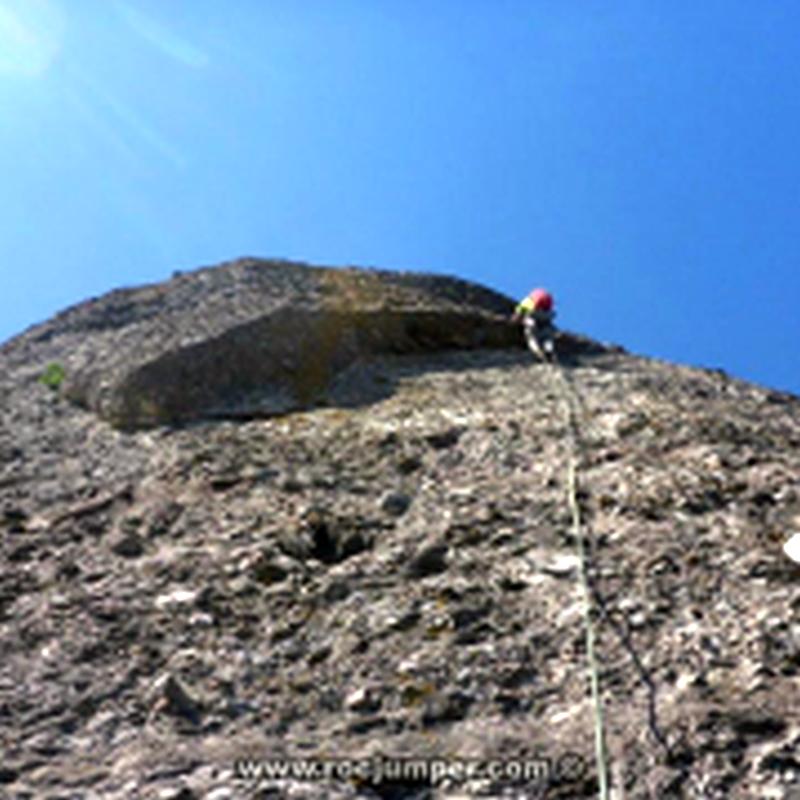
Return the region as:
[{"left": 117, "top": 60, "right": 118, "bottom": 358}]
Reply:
[{"left": 512, "top": 287, "right": 557, "bottom": 362}]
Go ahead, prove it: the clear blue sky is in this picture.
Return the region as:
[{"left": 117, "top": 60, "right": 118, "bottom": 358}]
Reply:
[{"left": 2, "top": 1, "right": 799, "bottom": 394}]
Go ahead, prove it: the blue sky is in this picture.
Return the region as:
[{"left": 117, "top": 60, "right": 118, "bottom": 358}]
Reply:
[{"left": 1, "top": 1, "right": 798, "bottom": 394}]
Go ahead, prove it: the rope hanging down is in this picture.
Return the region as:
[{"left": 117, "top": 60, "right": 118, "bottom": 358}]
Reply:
[{"left": 548, "top": 354, "right": 610, "bottom": 800}]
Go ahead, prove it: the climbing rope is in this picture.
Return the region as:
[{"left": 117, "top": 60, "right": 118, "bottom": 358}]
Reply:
[
  {"left": 536, "top": 341, "right": 708, "bottom": 798},
  {"left": 546, "top": 351, "right": 611, "bottom": 800}
]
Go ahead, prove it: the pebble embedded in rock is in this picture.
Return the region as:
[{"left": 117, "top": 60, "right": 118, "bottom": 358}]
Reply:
[
  {"left": 0, "top": 766, "right": 19, "bottom": 785},
  {"left": 251, "top": 553, "right": 292, "bottom": 585},
  {"left": 450, "top": 604, "right": 491, "bottom": 630},
  {"left": 425, "top": 427, "right": 464, "bottom": 450},
  {"left": 541, "top": 553, "right": 581, "bottom": 578},
  {"left": 147, "top": 501, "right": 185, "bottom": 537},
  {"left": 279, "top": 474, "right": 306, "bottom": 493},
  {"left": 159, "top": 787, "right": 197, "bottom": 800},
  {"left": 406, "top": 542, "right": 449, "bottom": 577},
  {"left": 110, "top": 532, "right": 145, "bottom": 558},
  {"left": 322, "top": 578, "right": 351, "bottom": 603},
  {"left": 2, "top": 507, "right": 28, "bottom": 533},
  {"left": 421, "top": 690, "right": 474, "bottom": 726},
  {"left": 380, "top": 491, "right": 412, "bottom": 517},
  {"left": 344, "top": 686, "right": 382, "bottom": 713},
  {"left": 783, "top": 533, "right": 800, "bottom": 563},
  {"left": 205, "top": 787, "right": 237, "bottom": 800},
  {"left": 149, "top": 673, "right": 203, "bottom": 723},
  {"left": 154, "top": 589, "right": 199, "bottom": 610},
  {"left": 396, "top": 455, "right": 422, "bottom": 475}
]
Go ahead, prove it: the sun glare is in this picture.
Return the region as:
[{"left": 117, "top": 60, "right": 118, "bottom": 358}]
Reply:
[{"left": 0, "top": 0, "right": 65, "bottom": 77}]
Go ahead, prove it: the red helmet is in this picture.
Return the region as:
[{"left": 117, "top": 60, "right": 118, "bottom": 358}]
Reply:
[{"left": 529, "top": 288, "right": 553, "bottom": 311}]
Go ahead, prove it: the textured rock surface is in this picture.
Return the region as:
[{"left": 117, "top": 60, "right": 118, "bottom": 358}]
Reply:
[
  {"left": 1, "top": 259, "right": 799, "bottom": 799},
  {"left": 4, "top": 258, "right": 598, "bottom": 430}
]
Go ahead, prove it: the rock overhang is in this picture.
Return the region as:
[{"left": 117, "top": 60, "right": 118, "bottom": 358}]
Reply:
[
  {"left": 5, "top": 258, "right": 616, "bottom": 430},
  {"left": 38, "top": 260, "right": 521, "bottom": 429}
]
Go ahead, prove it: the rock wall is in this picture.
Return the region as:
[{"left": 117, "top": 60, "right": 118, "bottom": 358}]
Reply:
[
  {"left": 5, "top": 260, "right": 795, "bottom": 798},
  {"left": 4, "top": 259, "right": 610, "bottom": 430},
  {"left": 8, "top": 259, "right": 533, "bottom": 429}
]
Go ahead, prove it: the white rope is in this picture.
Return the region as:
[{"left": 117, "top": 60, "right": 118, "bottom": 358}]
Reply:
[{"left": 547, "top": 353, "right": 611, "bottom": 800}]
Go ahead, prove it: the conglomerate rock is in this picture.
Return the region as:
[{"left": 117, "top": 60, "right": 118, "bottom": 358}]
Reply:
[
  {"left": 7, "top": 259, "right": 608, "bottom": 431},
  {"left": 5, "top": 258, "right": 593, "bottom": 431},
  {"left": 0, "top": 259, "right": 799, "bottom": 799}
]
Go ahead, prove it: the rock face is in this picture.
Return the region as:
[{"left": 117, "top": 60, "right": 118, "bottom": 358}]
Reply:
[
  {"left": 6, "top": 258, "right": 601, "bottom": 430},
  {"left": 1, "top": 258, "right": 799, "bottom": 799}
]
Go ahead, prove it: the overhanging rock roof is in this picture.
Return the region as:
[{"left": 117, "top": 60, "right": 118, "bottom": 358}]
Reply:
[{"left": 11, "top": 258, "right": 609, "bottom": 429}]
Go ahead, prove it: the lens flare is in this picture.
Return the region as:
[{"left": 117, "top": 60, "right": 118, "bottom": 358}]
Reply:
[{"left": 0, "top": 0, "right": 65, "bottom": 77}]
